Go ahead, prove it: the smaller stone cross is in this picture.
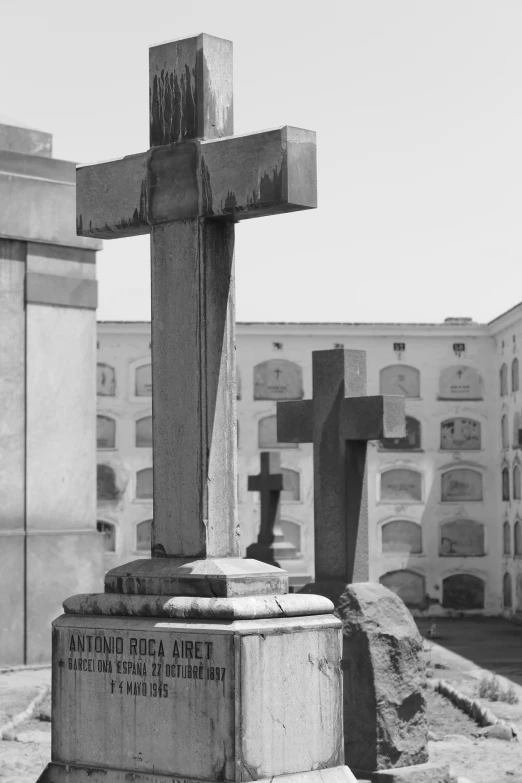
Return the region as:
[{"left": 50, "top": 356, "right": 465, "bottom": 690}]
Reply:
[
  {"left": 247, "top": 451, "right": 284, "bottom": 566},
  {"left": 277, "top": 349, "right": 405, "bottom": 592}
]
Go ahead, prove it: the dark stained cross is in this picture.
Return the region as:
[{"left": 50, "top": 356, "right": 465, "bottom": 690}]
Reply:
[
  {"left": 246, "top": 451, "right": 284, "bottom": 566},
  {"left": 77, "top": 35, "right": 316, "bottom": 562},
  {"left": 277, "top": 349, "right": 405, "bottom": 591}
]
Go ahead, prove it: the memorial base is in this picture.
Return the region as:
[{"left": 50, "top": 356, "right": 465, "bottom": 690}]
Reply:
[
  {"left": 352, "top": 762, "right": 451, "bottom": 783},
  {"left": 38, "top": 593, "right": 355, "bottom": 783}
]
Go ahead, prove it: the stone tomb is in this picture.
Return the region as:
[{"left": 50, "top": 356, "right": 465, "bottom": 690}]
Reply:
[{"left": 40, "top": 34, "right": 356, "bottom": 783}]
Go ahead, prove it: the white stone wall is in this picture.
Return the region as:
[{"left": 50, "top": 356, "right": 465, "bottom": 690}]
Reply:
[{"left": 96, "top": 314, "right": 522, "bottom": 614}]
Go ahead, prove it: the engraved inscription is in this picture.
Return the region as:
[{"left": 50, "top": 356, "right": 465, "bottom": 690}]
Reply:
[{"left": 64, "top": 632, "right": 227, "bottom": 697}]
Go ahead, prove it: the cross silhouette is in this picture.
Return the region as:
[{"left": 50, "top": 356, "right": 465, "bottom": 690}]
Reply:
[
  {"left": 277, "top": 349, "right": 404, "bottom": 588},
  {"left": 77, "top": 35, "right": 316, "bottom": 584},
  {"left": 246, "top": 451, "right": 284, "bottom": 566}
]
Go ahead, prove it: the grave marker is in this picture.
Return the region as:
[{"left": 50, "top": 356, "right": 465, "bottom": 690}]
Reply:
[
  {"left": 277, "top": 348, "right": 405, "bottom": 592},
  {"left": 246, "top": 451, "right": 297, "bottom": 565},
  {"left": 39, "top": 34, "right": 357, "bottom": 783}
]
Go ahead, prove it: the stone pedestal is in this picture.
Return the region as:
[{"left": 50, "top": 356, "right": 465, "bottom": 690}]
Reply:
[
  {"left": 39, "top": 559, "right": 358, "bottom": 783},
  {"left": 0, "top": 119, "right": 104, "bottom": 665}
]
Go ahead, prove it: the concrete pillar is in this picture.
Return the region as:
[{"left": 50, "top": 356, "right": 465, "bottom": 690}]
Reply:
[{"left": 0, "top": 117, "right": 104, "bottom": 664}]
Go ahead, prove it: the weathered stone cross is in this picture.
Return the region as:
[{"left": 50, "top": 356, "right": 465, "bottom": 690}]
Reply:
[
  {"left": 277, "top": 349, "right": 404, "bottom": 590},
  {"left": 77, "top": 35, "right": 316, "bottom": 577},
  {"left": 246, "top": 451, "right": 284, "bottom": 566}
]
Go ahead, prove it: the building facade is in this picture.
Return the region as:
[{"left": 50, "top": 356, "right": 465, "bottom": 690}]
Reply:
[{"left": 96, "top": 311, "right": 522, "bottom": 617}]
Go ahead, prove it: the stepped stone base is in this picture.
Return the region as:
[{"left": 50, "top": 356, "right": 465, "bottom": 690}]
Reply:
[{"left": 354, "top": 761, "right": 451, "bottom": 782}]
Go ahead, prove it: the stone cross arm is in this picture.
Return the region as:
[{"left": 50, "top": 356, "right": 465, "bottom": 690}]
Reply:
[
  {"left": 77, "top": 126, "right": 316, "bottom": 239},
  {"left": 277, "top": 394, "right": 405, "bottom": 444}
]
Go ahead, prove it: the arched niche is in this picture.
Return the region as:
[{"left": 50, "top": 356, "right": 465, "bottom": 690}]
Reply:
[
  {"left": 513, "top": 413, "right": 521, "bottom": 448},
  {"left": 502, "top": 415, "right": 509, "bottom": 449},
  {"left": 381, "top": 520, "right": 422, "bottom": 554},
  {"left": 136, "top": 519, "right": 152, "bottom": 552},
  {"left": 440, "top": 418, "right": 480, "bottom": 451},
  {"left": 442, "top": 574, "right": 485, "bottom": 610},
  {"left": 97, "top": 520, "right": 116, "bottom": 552},
  {"left": 136, "top": 467, "right": 153, "bottom": 499},
  {"left": 439, "top": 519, "right": 485, "bottom": 557},
  {"left": 513, "top": 519, "right": 522, "bottom": 557},
  {"left": 379, "top": 570, "right": 425, "bottom": 608},
  {"left": 253, "top": 360, "right": 303, "bottom": 401},
  {"left": 97, "top": 363, "right": 116, "bottom": 397},
  {"left": 502, "top": 467, "right": 510, "bottom": 501},
  {"left": 135, "top": 363, "right": 152, "bottom": 397},
  {"left": 380, "top": 469, "right": 422, "bottom": 502},
  {"left": 503, "top": 520, "right": 511, "bottom": 556},
  {"left": 381, "top": 417, "right": 421, "bottom": 450},
  {"left": 512, "top": 358, "right": 520, "bottom": 393},
  {"left": 441, "top": 469, "right": 482, "bottom": 502},
  {"left": 136, "top": 416, "right": 153, "bottom": 448},
  {"left": 281, "top": 468, "right": 300, "bottom": 501},
  {"left": 379, "top": 366, "right": 420, "bottom": 398},
  {"left": 279, "top": 519, "right": 302, "bottom": 556},
  {"left": 258, "top": 415, "right": 298, "bottom": 449},
  {"left": 500, "top": 363, "right": 508, "bottom": 397},
  {"left": 97, "top": 415, "right": 116, "bottom": 449},
  {"left": 97, "top": 464, "right": 119, "bottom": 501},
  {"left": 438, "top": 366, "right": 482, "bottom": 400},
  {"left": 513, "top": 464, "right": 521, "bottom": 500},
  {"left": 503, "top": 572, "right": 513, "bottom": 608}
]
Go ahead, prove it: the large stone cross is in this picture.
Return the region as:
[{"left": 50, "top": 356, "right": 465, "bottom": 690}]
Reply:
[
  {"left": 77, "top": 35, "right": 316, "bottom": 573},
  {"left": 277, "top": 349, "right": 405, "bottom": 588}
]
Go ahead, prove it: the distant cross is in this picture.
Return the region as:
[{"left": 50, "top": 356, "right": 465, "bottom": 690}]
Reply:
[
  {"left": 274, "top": 367, "right": 282, "bottom": 380},
  {"left": 277, "top": 349, "right": 405, "bottom": 587},
  {"left": 457, "top": 369, "right": 464, "bottom": 380},
  {"left": 77, "top": 35, "right": 316, "bottom": 560},
  {"left": 246, "top": 452, "right": 284, "bottom": 566}
]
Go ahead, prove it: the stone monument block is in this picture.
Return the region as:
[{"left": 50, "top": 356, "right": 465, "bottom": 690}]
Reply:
[{"left": 337, "top": 583, "right": 428, "bottom": 777}]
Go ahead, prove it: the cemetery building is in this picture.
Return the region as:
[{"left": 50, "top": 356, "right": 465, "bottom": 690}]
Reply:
[{"left": 96, "top": 309, "right": 522, "bottom": 617}]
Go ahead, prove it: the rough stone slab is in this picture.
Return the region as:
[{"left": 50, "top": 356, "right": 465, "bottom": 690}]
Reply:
[
  {"left": 369, "top": 762, "right": 451, "bottom": 782},
  {"left": 63, "top": 592, "right": 334, "bottom": 620},
  {"left": 25, "top": 272, "right": 98, "bottom": 310},
  {"left": 48, "top": 613, "right": 343, "bottom": 781},
  {"left": 76, "top": 126, "right": 317, "bottom": 239},
  {"left": 0, "top": 122, "right": 52, "bottom": 157},
  {"left": 338, "top": 583, "right": 428, "bottom": 773},
  {"left": 105, "top": 557, "right": 288, "bottom": 597},
  {"left": 39, "top": 764, "right": 358, "bottom": 783}
]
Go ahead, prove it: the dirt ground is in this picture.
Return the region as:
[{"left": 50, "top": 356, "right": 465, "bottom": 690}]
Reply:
[{"left": 2, "top": 630, "right": 522, "bottom": 783}]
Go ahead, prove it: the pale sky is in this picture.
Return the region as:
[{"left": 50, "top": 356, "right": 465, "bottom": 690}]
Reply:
[{"left": 2, "top": 1, "right": 522, "bottom": 324}]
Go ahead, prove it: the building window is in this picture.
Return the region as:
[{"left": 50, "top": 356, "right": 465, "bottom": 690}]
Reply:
[
  {"left": 513, "top": 519, "right": 522, "bottom": 557},
  {"left": 439, "top": 519, "right": 484, "bottom": 556},
  {"left": 502, "top": 467, "right": 510, "bottom": 501},
  {"left": 97, "top": 520, "right": 116, "bottom": 552},
  {"left": 97, "top": 363, "right": 116, "bottom": 396},
  {"left": 97, "top": 465, "right": 119, "bottom": 501},
  {"left": 504, "top": 572, "right": 513, "bottom": 608},
  {"left": 379, "top": 365, "right": 420, "bottom": 398},
  {"left": 442, "top": 574, "right": 485, "bottom": 610},
  {"left": 136, "top": 468, "right": 153, "bottom": 499},
  {"left": 514, "top": 465, "right": 521, "bottom": 500},
  {"left": 440, "top": 418, "right": 481, "bottom": 451},
  {"left": 513, "top": 413, "right": 521, "bottom": 448},
  {"left": 136, "top": 519, "right": 152, "bottom": 552},
  {"left": 513, "top": 359, "right": 520, "bottom": 393},
  {"left": 380, "top": 469, "right": 422, "bottom": 502},
  {"left": 503, "top": 521, "right": 511, "bottom": 556},
  {"left": 381, "top": 417, "right": 421, "bottom": 450},
  {"left": 258, "top": 415, "right": 298, "bottom": 449},
  {"left": 500, "top": 363, "right": 508, "bottom": 396},
  {"left": 135, "top": 364, "right": 152, "bottom": 397},
  {"left": 381, "top": 520, "right": 422, "bottom": 554},
  {"left": 441, "top": 469, "right": 482, "bottom": 502},
  {"left": 97, "top": 415, "right": 116, "bottom": 449},
  {"left": 502, "top": 415, "right": 509, "bottom": 449},
  {"left": 281, "top": 468, "right": 300, "bottom": 501},
  {"left": 136, "top": 416, "right": 153, "bottom": 448},
  {"left": 279, "top": 520, "right": 302, "bottom": 556}
]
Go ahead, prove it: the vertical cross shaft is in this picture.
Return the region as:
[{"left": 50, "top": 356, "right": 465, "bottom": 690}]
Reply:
[
  {"left": 149, "top": 36, "right": 237, "bottom": 558},
  {"left": 247, "top": 452, "right": 284, "bottom": 564}
]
